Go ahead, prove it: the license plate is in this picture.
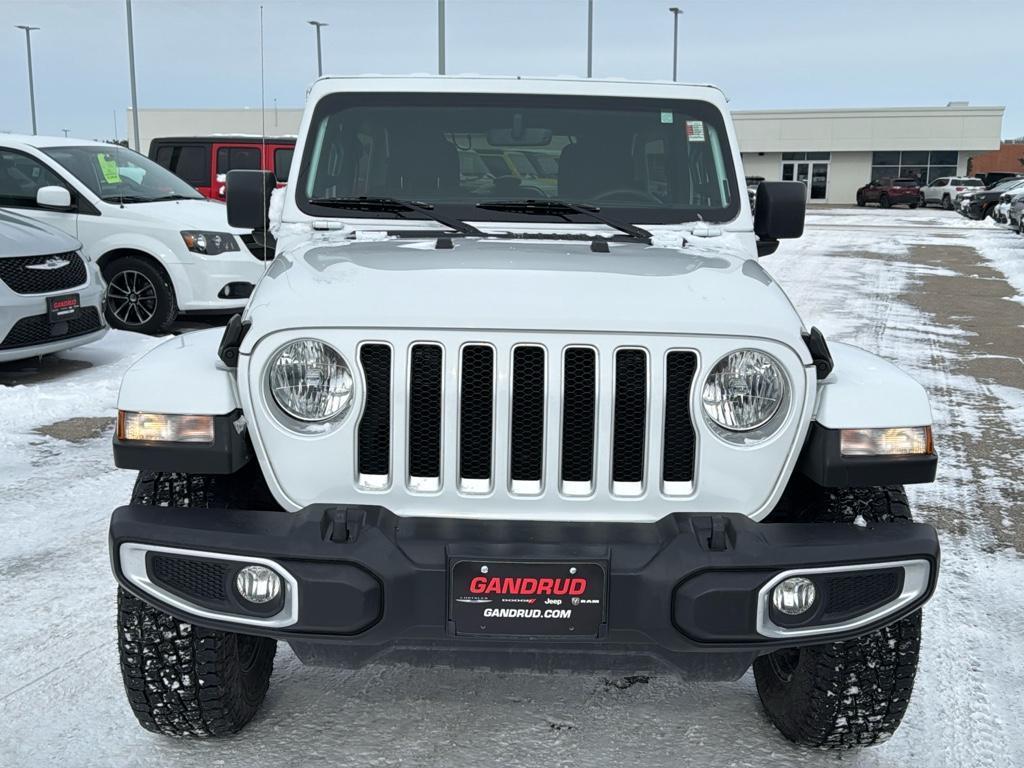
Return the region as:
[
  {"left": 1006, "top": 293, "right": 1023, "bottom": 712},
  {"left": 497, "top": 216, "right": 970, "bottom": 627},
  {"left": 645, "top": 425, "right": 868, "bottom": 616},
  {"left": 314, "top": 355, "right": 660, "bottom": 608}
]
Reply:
[
  {"left": 47, "top": 293, "right": 81, "bottom": 322},
  {"left": 449, "top": 560, "right": 606, "bottom": 637}
]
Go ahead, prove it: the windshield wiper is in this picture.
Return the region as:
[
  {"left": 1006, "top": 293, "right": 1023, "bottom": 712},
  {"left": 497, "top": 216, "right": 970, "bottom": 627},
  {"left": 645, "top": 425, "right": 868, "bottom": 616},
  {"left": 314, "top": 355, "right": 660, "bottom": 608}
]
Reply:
[
  {"left": 306, "top": 196, "right": 483, "bottom": 237},
  {"left": 145, "top": 194, "right": 198, "bottom": 202},
  {"left": 476, "top": 199, "right": 653, "bottom": 243}
]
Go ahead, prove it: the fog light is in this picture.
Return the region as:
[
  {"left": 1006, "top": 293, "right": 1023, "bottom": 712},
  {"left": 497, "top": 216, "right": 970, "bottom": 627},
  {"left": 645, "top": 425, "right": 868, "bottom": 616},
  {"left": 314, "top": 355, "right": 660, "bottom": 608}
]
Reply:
[
  {"left": 235, "top": 565, "right": 282, "bottom": 604},
  {"left": 772, "top": 576, "right": 817, "bottom": 616}
]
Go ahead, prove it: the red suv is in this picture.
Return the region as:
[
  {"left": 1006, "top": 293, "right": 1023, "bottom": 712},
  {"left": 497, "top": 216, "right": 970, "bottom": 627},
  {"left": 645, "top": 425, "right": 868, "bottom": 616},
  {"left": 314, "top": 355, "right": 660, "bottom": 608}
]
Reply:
[
  {"left": 856, "top": 177, "right": 922, "bottom": 209},
  {"left": 149, "top": 136, "right": 295, "bottom": 200}
]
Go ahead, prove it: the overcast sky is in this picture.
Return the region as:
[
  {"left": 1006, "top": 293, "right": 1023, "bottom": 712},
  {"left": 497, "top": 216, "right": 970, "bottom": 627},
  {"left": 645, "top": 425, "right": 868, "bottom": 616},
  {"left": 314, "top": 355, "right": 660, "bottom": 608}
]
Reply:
[{"left": 1, "top": 0, "right": 1021, "bottom": 141}]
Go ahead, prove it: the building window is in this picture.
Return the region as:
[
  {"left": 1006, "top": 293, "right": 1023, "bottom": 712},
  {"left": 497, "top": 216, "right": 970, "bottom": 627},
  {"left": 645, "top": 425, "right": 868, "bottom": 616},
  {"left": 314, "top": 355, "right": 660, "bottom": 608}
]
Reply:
[
  {"left": 781, "top": 151, "right": 830, "bottom": 161},
  {"left": 781, "top": 152, "right": 831, "bottom": 200},
  {"left": 870, "top": 150, "right": 959, "bottom": 184}
]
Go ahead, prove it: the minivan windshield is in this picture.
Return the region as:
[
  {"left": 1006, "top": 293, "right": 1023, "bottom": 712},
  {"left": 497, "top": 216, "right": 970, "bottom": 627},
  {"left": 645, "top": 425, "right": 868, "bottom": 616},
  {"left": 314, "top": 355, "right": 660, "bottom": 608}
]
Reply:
[
  {"left": 42, "top": 146, "right": 204, "bottom": 203},
  {"left": 297, "top": 93, "right": 740, "bottom": 226}
]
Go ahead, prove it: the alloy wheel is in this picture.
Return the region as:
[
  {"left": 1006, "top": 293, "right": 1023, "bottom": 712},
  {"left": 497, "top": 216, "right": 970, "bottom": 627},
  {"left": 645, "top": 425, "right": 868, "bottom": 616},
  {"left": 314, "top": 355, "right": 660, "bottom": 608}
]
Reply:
[{"left": 106, "top": 269, "right": 159, "bottom": 327}]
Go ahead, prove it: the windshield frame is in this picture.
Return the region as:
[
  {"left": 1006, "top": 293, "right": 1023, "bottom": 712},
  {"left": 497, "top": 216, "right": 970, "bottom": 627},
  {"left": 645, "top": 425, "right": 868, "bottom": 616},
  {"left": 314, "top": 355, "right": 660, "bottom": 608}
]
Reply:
[
  {"left": 294, "top": 92, "right": 742, "bottom": 227},
  {"left": 41, "top": 145, "right": 205, "bottom": 204}
]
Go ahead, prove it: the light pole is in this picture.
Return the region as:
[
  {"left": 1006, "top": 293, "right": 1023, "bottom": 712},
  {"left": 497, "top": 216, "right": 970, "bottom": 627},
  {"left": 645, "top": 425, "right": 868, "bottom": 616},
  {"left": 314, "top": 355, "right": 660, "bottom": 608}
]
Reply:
[
  {"left": 15, "top": 25, "right": 39, "bottom": 135},
  {"left": 437, "top": 0, "right": 445, "bottom": 75},
  {"left": 307, "top": 20, "right": 327, "bottom": 77},
  {"left": 586, "top": 0, "right": 593, "bottom": 78},
  {"left": 125, "top": 1, "right": 141, "bottom": 151},
  {"left": 62, "top": 128, "right": 70, "bottom": 137},
  {"left": 669, "top": 7, "right": 682, "bottom": 82}
]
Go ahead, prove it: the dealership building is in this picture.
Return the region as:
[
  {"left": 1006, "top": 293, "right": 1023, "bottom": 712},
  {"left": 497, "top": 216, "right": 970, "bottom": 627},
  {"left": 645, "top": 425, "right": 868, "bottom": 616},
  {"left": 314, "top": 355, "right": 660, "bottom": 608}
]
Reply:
[{"left": 129, "top": 101, "right": 1004, "bottom": 205}]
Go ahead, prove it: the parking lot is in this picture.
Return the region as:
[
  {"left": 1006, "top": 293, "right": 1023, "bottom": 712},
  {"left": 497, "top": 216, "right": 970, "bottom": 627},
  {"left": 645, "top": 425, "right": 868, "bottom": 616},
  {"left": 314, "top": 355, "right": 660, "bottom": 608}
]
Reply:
[{"left": 0, "top": 207, "right": 1020, "bottom": 767}]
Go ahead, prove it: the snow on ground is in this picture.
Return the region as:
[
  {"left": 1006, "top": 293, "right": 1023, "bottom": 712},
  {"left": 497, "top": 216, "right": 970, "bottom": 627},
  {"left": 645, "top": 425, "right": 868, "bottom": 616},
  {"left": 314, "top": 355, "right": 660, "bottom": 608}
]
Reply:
[{"left": 1, "top": 208, "right": 1022, "bottom": 767}]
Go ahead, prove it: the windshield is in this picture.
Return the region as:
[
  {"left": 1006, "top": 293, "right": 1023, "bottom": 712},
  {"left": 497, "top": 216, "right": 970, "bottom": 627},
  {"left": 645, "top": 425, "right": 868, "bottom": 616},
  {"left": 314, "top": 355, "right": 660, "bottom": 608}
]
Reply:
[
  {"left": 296, "top": 93, "right": 740, "bottom": 225},
  {"left": 42, "top": 146, "right": 204, "bottom": 203}
]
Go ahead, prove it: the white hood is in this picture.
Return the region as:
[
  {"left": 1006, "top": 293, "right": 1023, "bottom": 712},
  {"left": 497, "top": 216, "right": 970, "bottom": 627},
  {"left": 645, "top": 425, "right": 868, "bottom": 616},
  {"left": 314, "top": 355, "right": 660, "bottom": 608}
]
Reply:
[
  {"left": 243, "top": 235, "right": 810, "bottom": 356},
  {"left": 111, "top": 198, "right": 248, "bottom": 234}
]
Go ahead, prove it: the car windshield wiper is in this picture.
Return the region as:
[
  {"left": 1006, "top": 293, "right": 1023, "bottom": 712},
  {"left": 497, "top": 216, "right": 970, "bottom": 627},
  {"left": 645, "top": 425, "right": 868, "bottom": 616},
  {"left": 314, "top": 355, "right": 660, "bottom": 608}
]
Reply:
[
  {"left": 145, "top": 194, "right": 199, "bottom": 202},
  {"left": 476, "top": 199, "right": 653, "bottom": 243},
  {"left": 306, "top": 196, "right": 483, "bottom": 237}
]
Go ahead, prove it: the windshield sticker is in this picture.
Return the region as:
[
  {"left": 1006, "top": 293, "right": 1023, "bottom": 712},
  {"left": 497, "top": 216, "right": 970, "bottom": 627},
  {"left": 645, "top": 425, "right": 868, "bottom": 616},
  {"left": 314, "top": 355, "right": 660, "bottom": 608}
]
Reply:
[
  {"left": 686, "top": 121, "right": 706, "bottom": 142},
  {"left": 660, "top": 111, "right": 673, "bottom": 124},
  {"left": 97, "top": 154, "right": 121, "bottom": 184}
]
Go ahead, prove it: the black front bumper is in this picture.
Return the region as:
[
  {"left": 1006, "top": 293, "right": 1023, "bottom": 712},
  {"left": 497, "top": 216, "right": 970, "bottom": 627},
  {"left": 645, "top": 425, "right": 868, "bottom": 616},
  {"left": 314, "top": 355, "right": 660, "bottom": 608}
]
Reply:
[{"left": 110, "top": 504, "right": 939, "bottom": 680}]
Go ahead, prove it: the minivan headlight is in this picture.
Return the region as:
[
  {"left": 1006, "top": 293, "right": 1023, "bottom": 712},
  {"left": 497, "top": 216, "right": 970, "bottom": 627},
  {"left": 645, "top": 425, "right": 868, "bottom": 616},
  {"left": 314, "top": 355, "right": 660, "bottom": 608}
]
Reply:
[
  {"left": 268, "top": 339, "right": 353, "bottom": 422},
  {"left": 180, "top": 230, "right": 239, "bottom": 255},
  {"left": 702, "top": 350, "right": 786, "bottom": 431}
]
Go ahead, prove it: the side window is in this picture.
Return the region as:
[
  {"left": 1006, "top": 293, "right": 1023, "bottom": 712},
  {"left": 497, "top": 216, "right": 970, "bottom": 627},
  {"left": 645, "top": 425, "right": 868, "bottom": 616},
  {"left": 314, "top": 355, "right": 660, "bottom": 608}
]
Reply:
[
  {"left": 216, "top": 146, "right": 261, "bottom": 175},
  {"left": 274, "top": 148, "right": 294, "bottom": 182},
  {"left": 168, "top": 145, "right": 209, "bottom": 187},
  {"left": 934, "top": 178, "right": 948, "bottom": 187},
  {"left": 153, "top": 146, "right": 173, "bottom": 170},
  {"left": 0, "top": 149, "right": 68, "bottom": 209}
]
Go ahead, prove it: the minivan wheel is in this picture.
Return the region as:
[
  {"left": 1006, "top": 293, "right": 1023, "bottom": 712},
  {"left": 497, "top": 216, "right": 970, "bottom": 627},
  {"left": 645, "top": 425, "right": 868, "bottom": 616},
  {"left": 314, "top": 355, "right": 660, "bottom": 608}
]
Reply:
[{"left": 102, "top": 256, "right": 177, "bottom": 334}]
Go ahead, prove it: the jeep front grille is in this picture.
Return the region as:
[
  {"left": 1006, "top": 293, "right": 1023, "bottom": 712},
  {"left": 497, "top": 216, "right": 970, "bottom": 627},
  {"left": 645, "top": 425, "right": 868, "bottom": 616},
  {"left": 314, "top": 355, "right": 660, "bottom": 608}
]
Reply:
[{"left": 355, "top": 340, "right": 698, "bottom": 498}]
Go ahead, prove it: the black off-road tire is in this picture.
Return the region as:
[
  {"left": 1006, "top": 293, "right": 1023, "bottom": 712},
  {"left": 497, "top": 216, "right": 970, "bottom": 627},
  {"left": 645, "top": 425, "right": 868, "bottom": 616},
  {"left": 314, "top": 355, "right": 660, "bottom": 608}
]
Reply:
[
  {"left": 102, "top": 254, "right": 177, "bottom": 334},
  {"left": 117, "top": 469, "right": 279, "bottom": 737},
  {"left": 754, "top": 486, "right": 923, "bottom": 749}
]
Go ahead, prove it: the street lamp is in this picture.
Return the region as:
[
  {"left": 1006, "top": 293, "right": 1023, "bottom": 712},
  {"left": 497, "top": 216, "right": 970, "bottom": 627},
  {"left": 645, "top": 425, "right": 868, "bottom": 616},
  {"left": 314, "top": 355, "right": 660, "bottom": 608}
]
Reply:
[
  {"left": 125, "top": 1, "right": 141, "bottom": 151},
  {"left": 669, "top": 6, "right": 682, "bottom": 82},
  {"left": 14, "top": 25, "right": 39, "bottom": 135},
  {"left": 308, "top": 20, "right": 327, "bottom": 77},
  {"left": 437, "top": 0, "right": 445, "bottom": 75},
  {"left": 586, "top": 0, "right": 593, "bottom": 78}
]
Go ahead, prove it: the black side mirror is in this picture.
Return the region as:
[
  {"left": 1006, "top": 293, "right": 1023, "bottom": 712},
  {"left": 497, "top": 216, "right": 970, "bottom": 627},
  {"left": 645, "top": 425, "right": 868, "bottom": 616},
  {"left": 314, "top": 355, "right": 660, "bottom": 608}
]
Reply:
[
  {"left": 754, "top": 181, "right": 805, "bottom": 256},
  {"left": 226, "top": 170, "right": 277, "bottom": 230}
]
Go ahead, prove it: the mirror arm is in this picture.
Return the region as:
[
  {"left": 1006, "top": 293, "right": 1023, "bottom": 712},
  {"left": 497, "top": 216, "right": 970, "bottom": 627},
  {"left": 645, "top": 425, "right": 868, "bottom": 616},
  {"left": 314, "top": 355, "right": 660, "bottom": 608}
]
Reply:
[{"left": 756, "top": 238, "right": 780, "bottom": 258}]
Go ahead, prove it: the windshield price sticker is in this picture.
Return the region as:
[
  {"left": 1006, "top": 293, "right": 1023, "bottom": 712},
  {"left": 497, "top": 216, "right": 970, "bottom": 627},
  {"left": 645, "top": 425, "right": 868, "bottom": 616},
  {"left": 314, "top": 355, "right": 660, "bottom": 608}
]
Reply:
[
  {"left": 97, "top": 154, "right": 122, "bottom": 184},
  {"left": 686, "top": 120, "right": 706, "bottom": 142}
]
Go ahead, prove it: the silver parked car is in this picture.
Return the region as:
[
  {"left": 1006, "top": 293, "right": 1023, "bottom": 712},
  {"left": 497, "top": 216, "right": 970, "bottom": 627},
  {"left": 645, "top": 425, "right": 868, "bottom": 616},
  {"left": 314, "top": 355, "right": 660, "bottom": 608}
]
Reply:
[{"left": 0, "top": 210, "right": 106, "bottom": 363}]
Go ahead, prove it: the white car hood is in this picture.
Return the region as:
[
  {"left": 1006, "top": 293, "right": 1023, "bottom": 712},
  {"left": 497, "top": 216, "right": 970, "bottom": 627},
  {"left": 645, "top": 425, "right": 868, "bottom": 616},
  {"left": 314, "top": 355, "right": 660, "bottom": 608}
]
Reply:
[
  {"left": 242, "top": 235, "right": 811, "bottom": 357},
  {"left": 112, "top": 198, "right": 247, "bottom": 233}
]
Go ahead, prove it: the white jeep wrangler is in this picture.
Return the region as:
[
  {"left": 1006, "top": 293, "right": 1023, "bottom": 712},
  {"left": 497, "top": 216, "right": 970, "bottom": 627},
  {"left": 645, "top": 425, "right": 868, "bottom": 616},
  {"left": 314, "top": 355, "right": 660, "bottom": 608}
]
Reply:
[{"left": 109, "top": 77, "right": 939, "bottom": 748}]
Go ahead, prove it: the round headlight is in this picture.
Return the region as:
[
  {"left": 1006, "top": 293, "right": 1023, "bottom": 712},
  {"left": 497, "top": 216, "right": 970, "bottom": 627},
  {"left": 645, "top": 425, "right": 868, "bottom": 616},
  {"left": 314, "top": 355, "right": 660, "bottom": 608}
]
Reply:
[
  {"left": 268, "top": 339, "right": 353, "bottom": 422},
  {"left": 702, "top": 349, "right": 786, "bottom": 431}
]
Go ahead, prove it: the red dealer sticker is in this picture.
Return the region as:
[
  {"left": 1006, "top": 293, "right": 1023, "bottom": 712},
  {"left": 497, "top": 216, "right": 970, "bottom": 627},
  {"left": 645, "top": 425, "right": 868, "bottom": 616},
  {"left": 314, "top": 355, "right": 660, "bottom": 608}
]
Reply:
[
  {"left": 449, "top": 560, "right": 606, "bottom": 637},
  {"left": 47, "top": 293, "right": 80, "bottom": 323}
]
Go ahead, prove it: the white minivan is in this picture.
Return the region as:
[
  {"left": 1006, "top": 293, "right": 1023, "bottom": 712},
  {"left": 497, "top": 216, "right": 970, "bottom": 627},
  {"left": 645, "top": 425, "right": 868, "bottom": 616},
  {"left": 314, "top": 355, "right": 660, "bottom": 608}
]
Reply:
[{"left": 0, "top": 135, "right": 270, "bottom": 333}]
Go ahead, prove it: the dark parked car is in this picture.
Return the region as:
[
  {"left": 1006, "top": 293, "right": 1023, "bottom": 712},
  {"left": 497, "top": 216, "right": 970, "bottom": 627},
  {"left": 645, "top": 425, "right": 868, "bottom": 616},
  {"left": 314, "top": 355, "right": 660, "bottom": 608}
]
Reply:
[
  {"left": 856, "top": 177, "right": 922, "bottom": 209},
  {"left": 960, "top": 177, "right": 1024, "bottom": 220}
]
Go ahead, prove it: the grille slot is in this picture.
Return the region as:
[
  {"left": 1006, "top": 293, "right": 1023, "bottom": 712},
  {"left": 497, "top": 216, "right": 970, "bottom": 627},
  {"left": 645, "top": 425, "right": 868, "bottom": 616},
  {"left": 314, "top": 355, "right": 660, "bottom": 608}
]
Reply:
[
  {"left": 509, "top": 345, "right": 546, "bottom": 494},
  {"left": 150, "top": 555, "right": 228, "bottom": 602},
  {"left": 821, "top": 570, "right": 902, "bottom": 621},
  {"left": 357, "top": 344, "right": 392, "bottom": 487},
  {"left": 0, "top": 307, "right": 102, "bottom": 350},
  {"left": 560, "top": 346, "right": 597, "bottom": 495},
  {"left": 458, "top": 345, "right": 495, "bottom": 492},
  {"left": 612, "top": 349, "right": 648, "bottom": 494},
  {"left": 663, "top": 351, "right": 698, "bottom": 494},
  {"left": 0, "top": 251, "right": 87, "bottom": 294},
  {"left": 408, "top": 344, "right": 443, "bottom": 490}
]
